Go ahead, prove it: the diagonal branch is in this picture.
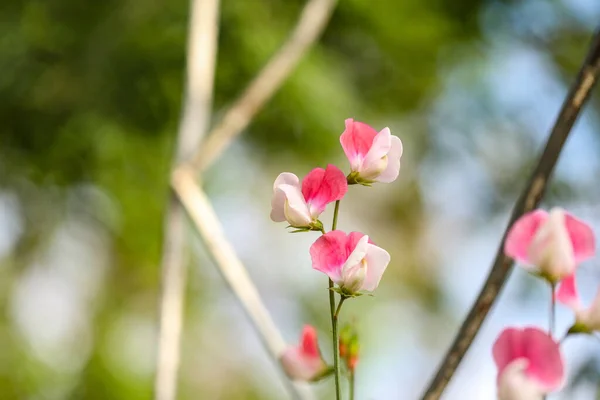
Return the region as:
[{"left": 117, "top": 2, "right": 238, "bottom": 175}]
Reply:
[
  {"left": 420, "top": 28, "right": 600, "bottom": 400},
  {"left": 190, "top": 0, "right": 338, "bottom": 173},
  {"left": 172, "top": 166, "right": 315, "bottom": 400},
  {"left": 154, "top": 1, "right": 220, "bottom": 400}
]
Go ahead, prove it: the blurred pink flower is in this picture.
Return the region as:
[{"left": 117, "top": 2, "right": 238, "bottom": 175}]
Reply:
[
  {"left": 556, "top": 274, "right": 600, "bottom": 333},
  {"left": 281, "top": 325, "right": 328, "bottom": 381},
  {"left": 493, "top": 327, "right": 564, "bottom": 400},
  {"left": 340, "top": 118, "right": 403, "bottom": 184},
  {"left": 504, "top": 208, "right": 595, "bottom": 282},
  {"left": 270, "top": 164, "right": 347, "bottom": 229},
  {"left": 310, "top": 230, "right": 390, "bottom": 294}
]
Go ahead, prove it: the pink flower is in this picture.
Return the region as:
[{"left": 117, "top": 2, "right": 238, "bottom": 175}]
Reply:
[
  {"left": 556, "top": 274, "right": 600, "bottom": 333},
  {"left": 504, "top": 208, "right": 595, "bottom": 282},
  {"left": 270, "top": 165, "right": 347, "bottom": 229},
  {"left": 340, "top": 118, "right": 403, "bottom": 184},
  {"left": 280, "top": 325, "right": 328, "bottom": 381},
  {"left": 493, "top": 327, "right": 564, "bottom": 400},
  {"left": 310, "top": 230, "right": 391, "bottom": 294}
]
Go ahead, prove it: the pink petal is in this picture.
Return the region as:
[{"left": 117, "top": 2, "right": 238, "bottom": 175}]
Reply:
[
  {"left": 521, "top": 327, "right": 564, "bottom": 391},
  {"left": 300, "top": 325, "right": 320, "bottom": 358},
  {"left": 359, "top": 128, "right": 392, "bottom": 179},
  {"left": 564, "top": 211, "right": 595, "bottom": 263},
  {"left": 270, "top": 173, "right": 301, "bottom": 222},
  {"left": 278, "top": 184, "right": 312, "bottom": 227},
  {"left": 504, "top": 210, "right": 548, "bottom": 264},
  {"left": 360, "top": 243, "right": 391, "bottom": 292},
  {"left": 301, "top": 165, "right": 348, "bottom": 216},
  {"left": 493, "top": 327, "right": 564, "bottom": 392},
  {"left": 555, "top": 274, "right": 581, "bottom": 311},
  {"left": 340, "top": 119, "right": 379, "bottom": 168},
  {"left": 376, "top": 134, "right": 403, "bottom": 183},
  {"left": 310, "top": 230, "right": 348, "bottom": 283}
]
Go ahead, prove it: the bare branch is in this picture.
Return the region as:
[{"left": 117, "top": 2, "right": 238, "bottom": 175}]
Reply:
[
  {"left": 172, "top": 166, "right": 315, "bottom": 400},
  {"left": 190, "top": 0, "right": 339, "bottom": 172},
  {"left": 420, "top": 28, "right": 600, "bottom": 400},
  {"left": 154, "top": 1, "right": 220, "bottom": 399}
]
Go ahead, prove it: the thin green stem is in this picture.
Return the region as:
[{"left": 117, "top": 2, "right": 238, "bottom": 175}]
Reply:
[
  {"left": 332, "top": 200, "right": 340, "bottom": 231},
  {"left": 332, "top": 296, "right": 347, "bottom": 400},
  {"left": 550, "top": 282, "right": 556, "bottom": 337},
  {"left": 330, "top": 199, "right": 342, "bottom": 399},
  {"left": 349, "top": 371, "right": 355, "bottom": 400}
]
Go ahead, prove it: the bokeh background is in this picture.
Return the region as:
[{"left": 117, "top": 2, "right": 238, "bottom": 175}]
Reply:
[{"left": 2, "top": 0, "right": 600, "bottom": 398}]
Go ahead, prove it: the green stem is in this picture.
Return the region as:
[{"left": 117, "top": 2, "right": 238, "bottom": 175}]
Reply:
[
  {"left": 550, "top": 282, "right": 556, "bottom": 336},
  {"left": 332, "top": 200, "right": 340, "bottom": 231},
  {"left": 329, "top": 199, "right": 342, "bottom": 399},
  {"left": 349, "top": 371, "right": 355, "bottom": 400},
  {"left": 332, "top": 296, "right": 347, "bottom": 399}
]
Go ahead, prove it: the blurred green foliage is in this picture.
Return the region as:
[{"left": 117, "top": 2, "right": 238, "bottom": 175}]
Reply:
[{"left": 1, "top": 0, "right": 599, "bottom": 398}]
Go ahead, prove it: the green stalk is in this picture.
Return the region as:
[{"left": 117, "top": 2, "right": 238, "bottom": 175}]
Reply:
[{"left": 330, "top": 200, "right": 342, "bottom": 399}]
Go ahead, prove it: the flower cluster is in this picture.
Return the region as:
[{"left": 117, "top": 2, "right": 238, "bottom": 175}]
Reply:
[
  {"left": 493, "top": 207, "right": 596, "bottom": 399},
  {"left": 271, "top": 119, "right": 403, "bottom": 387}
]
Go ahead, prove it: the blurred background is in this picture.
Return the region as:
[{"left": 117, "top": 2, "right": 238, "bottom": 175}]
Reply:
[{"left": 2, "top": 0, "right": 600, "bottom": 398}]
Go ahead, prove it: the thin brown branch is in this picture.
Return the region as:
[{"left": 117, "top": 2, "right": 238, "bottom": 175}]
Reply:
[
  {"left": 420, "top": 28, "right": 600, "bottom": 400},
  {"left": 190, "top": 0, "right": 338, "bottom": 173},
  {"left": 171, "top": 166, "right": 315, "bottom": 400},
  {"left": 154, "top": 1, "right": 220, "bottom": 399}
]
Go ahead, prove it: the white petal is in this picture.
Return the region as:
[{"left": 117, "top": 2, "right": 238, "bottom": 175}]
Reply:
[
  {"left": 360, "top": 244, "right": 391, "bottom": 292},
  {"left": 359, "top": 128, "right": 391, "bottom": 179},
  {"left": 498, "top": 359, "right": 545, "bottom": 400},
  {"left": 376, "top": 135, "right": 403, "bottom": 183},
  {"left": 279, "top": 184, "right": 312, "bottom": 227},
  {"left": 271, "top": 173, "right": 301, "bottom": 222}
]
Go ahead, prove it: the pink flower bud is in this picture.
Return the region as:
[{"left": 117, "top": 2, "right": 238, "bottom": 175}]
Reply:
[
  {"left": 280, "top": 325, "right": 328, "bottom": 382},
  {"left": 493, "top": 327, "right": 564, "bottom": 400},
  {"left": 556, "top": 274, "right": 600, "bottom": 333},
  {"left": 310, "top": 231, "right": 391, "bottom": 294},
  {"left": 340, "top": 119, "right": 403, "bottom": 184},
  {"left": 504, "top": 208, "right": 595, "bottom": 282},
  {"left": 270, "top": 165, "right": 347, "bottom": 229}
]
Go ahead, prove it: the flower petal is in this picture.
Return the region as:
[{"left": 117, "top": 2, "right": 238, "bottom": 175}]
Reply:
[
  {"left": 493, "top": 327, "right": 564, "bottom": 393},
  {"left": 278, "top": 184, "right": 312, "bottom": 227},
  {"left": 504, "top": 210, "right": 548, "bottom": 265},
  {"left": 310, "top": 230, "right": 348, "bottom": 283},
  {"left": 270, "top": 173, "right": 300, "bottom": 222},
  {"left": 360, "top": 243, "right": 391, "bottom": 292},
  {"left": 555, "top": 274, "right": 581, "bottom": 311},
  {"left": 300, "top": 325, "right": 320, "bottom": 358},
  {"left": 529, "top": 209, "right": 575, "bottom": 280},
  {"left": 564, "top": 211, "right": 595, "bottom": 263},
  {"left": 301, "top": 164, "right": 348, "bottom": 216},
  {"left": 376, "top": 134, "right": 403, "bottom": 183},
  {"left": 280, "top": 325, "right": 326, "bottom": 381},
  {"left": 521, "top": 327, "right": 564, "bottom": 391},
  {"left": 497, "top": 359, "right": 545, "bottom": 400},
  {"left": 340, "top": 119, "right": 378, "bottom": 169},
  {"left": 360, "top": 128, "right": 392, "bottom": 179}
]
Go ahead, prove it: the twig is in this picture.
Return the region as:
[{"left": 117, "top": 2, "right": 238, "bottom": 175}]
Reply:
[
  {"left": 190, "top": 0, "right": 339, "bottom": 173},
  {"left": 171, "top": 166, "right": 314, "bottom": 400},
  {"left": 420, "top": 28, "right": 600, "bottom": 400},
  {"left": 154, "top": 1, "right": 220, "bottom": 399}
]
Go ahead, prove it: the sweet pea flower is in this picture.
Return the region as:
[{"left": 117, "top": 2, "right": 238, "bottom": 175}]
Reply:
[
  {"left": 340, "top": 118, "right": 403, "bottom": 185},
  {"left": 556, "top": 274, "right": 600, "bottom": 333},
  {"left": 493, "top": 327, "right": 564, "bottom": 400},
  {"left": 504, "top": 208, "right": 595, "bottom": 282},
  {"left": 310, "top": 230, "right": 391, "bottom": 295},
  {"left": 270, "top": 164, "right": 347, "bottom": 230},
  {"left": 280, "top": 325, "right": 329, "bottom": 381}
]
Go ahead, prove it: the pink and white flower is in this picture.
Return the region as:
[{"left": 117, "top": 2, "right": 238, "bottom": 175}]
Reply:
[
  {"left": 280, "top": 325, "right": 328, "bottom": 381},
  {"left": 493, "top": 327, "right": 564, "bottom": 400},
  {"left": 504, "top": 208, "right": 595, "bottom": 282},
  {"left": 310, "top": 230, "right": 391, "bottom": 294},
  {"left": 340, "top": 118, "right": 403, "bottom": 184},
  {"left": 556, "top": 274, "right": 600, "bottom": 333},
  {"left": 270, "top": 164, "right": 347, "bottom": 229}
]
